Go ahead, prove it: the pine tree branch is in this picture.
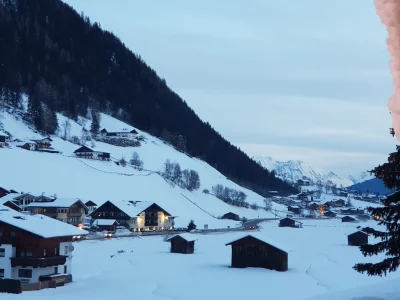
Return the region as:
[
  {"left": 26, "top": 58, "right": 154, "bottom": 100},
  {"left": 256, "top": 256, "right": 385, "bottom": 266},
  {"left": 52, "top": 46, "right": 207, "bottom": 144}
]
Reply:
[{"left": 354, "top": 256, "right": 400, "bottom": 276}]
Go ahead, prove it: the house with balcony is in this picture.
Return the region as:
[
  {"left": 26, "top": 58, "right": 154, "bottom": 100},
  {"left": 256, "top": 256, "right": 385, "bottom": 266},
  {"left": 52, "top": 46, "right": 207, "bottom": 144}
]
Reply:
[
  {"left": 0, "top": 135, "right": 7, "bottom": 147},
  {"left": 26, "top": 198, "right": 88, "bottom": 227},
  {"left": 90, "top": 200, "right": 175, "bottom": 232},
  {"left": 0, "top": 205, "right": 88, "bottom": 287}
]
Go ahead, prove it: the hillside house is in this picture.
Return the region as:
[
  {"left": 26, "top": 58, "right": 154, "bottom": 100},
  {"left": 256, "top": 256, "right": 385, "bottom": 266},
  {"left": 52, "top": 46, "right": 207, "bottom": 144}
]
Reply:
[
  {"left": 279, "top": 217, "right": 303, "bottom": 228},
  {"left": 100, "top": 128, "right": 139, "bottom": 138},
  {"left": 225, "top": 234, "right": 289, "bottom": 271},
  {"left": 288, "top": 206, "right": 301, "bottom": 215},
  {"left": 73, "top": 146, "right": 110, "bottom": 161},
  {"left": 348, "top": 231, "right": 368, "bottom": 246},
  {"left": 342, "top": 216, "right": 357, "bottom": 223},
  {"left": 297, "top": 179, "right": 310, "bottom": 186},
  {"left": 308, "top": 202, "right": 319, "bottom": 210},
  {"left": 0, "top": 205, "right": 88, "bottom": 287},
  {"left": 167, "top": 234, "right": 196, "bottom": 254},
  {"left": 221, "top": 212, "right": 240, "bottom": 221},
  {"left": 297, "top": 192, "right": 309, "bottom": 201},
  {"left": 90, "top": 200, "right": 175, "bottom": 232},
  {"left": 26, "top": 198, "right": 88, "bottom": 227},
  {"left": 0, "top": 135, "right": 6, "bottom": 147},
  {"left": 329, "top": 199, "right": 346, "bottom": 208},
  {"left": 92, "top": 219, "right": 118, "bottom": 232},
  {"left": 17, "top": 137, "right": 59, "bottom": 153}
]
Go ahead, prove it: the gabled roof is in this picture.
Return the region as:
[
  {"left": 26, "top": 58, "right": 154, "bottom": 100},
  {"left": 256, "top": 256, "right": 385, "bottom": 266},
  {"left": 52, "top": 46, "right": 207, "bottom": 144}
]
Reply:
[
  {"left": 27, "top": 198, "right": 88, "bottom": 211},
  {"left": 94, "top": 219, "right": 118, "bottom": 226},
  {"left": 74, "top": 146, "right": 93, "bottom": 153},
  {"left": 166, "top": 233, "right": 196, "bottom": 242},
  {"left": 348, "top": 230, "right": 368, "bottom": 237},
  {"left": 225, "top": 233, "right": 291, "bottom": 253},
  {"left": 93, "top": 200, "right": 171, "bottom": 218},
  {"left": 280, "top": 217, "right": 303, "bottom": 224},
  {"left": 0, "top": 193, "right": 19, "bottom": 203},
  {"left": 0, "top": 205, "right": 88, "bottom": 238},
  {"left": 85, "top": 200, "right": 97, "bottom": 207}
]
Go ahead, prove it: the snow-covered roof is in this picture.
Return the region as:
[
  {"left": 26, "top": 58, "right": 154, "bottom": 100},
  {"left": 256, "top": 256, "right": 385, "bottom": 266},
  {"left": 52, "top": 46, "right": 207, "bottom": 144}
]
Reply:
[
  {"left": 27, "top": 198, "right": 87, "bottom": 209},
  {"left": 0, "top": 194, "right": 19, "bottom": 203},
  {"left": 166, "top": 233, "right": 197, "bottom": 242},
  {"left": 109, "top": 200, "right": 167, "bottom": 218},
  {"left": 225, "top": 233, "right": 291, "bottom": 253},
  {"left": 94, "top": 219, "right": 118, "bottom": 226},
  {"left": 0, "top": 205, "right": 88, "bottom": 238}
]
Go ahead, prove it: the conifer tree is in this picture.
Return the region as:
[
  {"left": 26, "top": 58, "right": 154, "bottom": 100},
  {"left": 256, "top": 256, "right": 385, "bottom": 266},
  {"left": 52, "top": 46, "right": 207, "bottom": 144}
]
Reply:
[{"left": 354, "top": 129, "right": 400, "bottom": 276}]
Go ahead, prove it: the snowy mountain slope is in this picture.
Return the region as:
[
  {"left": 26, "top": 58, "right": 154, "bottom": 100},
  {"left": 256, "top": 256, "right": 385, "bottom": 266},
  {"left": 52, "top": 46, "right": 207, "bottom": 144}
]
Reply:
[
  {"left": 348, "top": 171, "right": 374, "bottom": 185},
  {"left": 254, "top": 156, "right": 353, "bottom": 187},
  {"left": 0, "top": 111, "right": 287, "bottom": 228}
]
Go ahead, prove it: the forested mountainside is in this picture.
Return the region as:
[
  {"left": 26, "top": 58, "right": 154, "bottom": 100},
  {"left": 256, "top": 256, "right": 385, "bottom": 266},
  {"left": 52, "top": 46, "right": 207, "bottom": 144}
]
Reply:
[{"left": 0, "top": 0, "right": 297, "bottom": 196}]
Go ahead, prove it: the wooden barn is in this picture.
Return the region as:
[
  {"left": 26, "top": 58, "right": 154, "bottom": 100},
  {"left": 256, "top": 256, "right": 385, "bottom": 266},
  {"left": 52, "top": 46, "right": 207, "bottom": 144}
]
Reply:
[
  {"left": 348, "top": 231, "right": 368, "bottom": 246},
  {"left": 342, "top": 216, "right": 357, "bottom": 223},
  {"left": 279, "top": 217, "right": 302, "bottom": 228},
  {"left": 221, "top": 212, "right": 240, "bottom": 221},
  {"left": 166, "top": 234, "right": 196, "bottom": 254},
  {"left": 225, "top": 234, "right": 289, "bottom": 271},
  {"left": 0, "top": 135, "right": 6, "bottom": 147}
]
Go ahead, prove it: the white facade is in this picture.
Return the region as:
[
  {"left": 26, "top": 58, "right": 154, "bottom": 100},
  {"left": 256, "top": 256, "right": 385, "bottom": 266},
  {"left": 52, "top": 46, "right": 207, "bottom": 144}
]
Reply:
[
  {"left": 129, "top": 212, "right": 175, "bottom": 232},
  {"left": 0, "top": 241, "right": 73, "bottom": 284}
]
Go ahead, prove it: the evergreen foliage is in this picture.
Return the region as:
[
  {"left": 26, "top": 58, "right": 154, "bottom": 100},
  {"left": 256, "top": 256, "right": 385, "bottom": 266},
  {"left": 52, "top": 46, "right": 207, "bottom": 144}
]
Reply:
[
  {"left": 354, "top": 130, "right": 400, "bottom": 276},
  {"left": 0, "top": 0, "right": 297, "bottom": 196}
]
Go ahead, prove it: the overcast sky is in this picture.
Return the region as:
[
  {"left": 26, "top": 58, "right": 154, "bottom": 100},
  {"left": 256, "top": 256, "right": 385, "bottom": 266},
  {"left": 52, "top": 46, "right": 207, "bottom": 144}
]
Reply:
[{"left": 64, "top": 0, "right": 396, "bottom": 176}]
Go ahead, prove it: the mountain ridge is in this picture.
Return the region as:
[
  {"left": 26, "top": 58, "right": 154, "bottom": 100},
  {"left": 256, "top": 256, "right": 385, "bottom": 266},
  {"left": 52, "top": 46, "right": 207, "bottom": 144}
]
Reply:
[{"left": 254, "top": 156, "right": 353, "bottom": 187}]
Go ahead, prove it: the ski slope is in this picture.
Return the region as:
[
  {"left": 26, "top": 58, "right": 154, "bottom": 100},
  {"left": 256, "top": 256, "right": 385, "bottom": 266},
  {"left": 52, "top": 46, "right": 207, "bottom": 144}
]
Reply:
[{"left": 0, "top": 111, "right": 287, "bottom": 229}]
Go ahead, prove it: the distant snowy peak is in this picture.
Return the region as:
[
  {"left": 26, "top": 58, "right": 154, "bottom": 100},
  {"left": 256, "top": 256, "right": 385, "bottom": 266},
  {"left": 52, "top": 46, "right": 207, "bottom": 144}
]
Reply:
[
  {"left": 348, "top": 171, "right": 374, "bottom": 185},
  {"left": 254, "top": 156, "right": 353, "bottom": 187}
]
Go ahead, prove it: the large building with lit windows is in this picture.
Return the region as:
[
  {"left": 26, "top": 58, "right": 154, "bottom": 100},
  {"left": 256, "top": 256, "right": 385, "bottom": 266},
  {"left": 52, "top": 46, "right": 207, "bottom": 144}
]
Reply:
[{"left": 90, "top": 200, "right": 175, "bottom": 232}]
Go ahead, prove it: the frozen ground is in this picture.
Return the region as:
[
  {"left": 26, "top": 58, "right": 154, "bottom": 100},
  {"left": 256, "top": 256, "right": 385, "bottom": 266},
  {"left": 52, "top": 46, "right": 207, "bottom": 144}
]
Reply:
[{"left": 2, "top": 218, "right": 399, "bottom": 300}]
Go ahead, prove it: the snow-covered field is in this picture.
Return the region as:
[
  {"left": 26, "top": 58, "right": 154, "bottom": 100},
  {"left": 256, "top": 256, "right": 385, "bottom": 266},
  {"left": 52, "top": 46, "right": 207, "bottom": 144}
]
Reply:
[
  {"left": 2, "top": 218, "right": 399, "bottom": 300},
  {"left": 0, "top": 111, "right": 287, "bottom": 229}
]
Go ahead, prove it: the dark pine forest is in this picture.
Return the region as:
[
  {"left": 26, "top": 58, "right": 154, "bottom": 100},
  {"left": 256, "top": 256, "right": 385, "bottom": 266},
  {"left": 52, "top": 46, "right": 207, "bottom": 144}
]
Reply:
[{"left": 0, "top": 0, "right": 297, "bottom": 196}]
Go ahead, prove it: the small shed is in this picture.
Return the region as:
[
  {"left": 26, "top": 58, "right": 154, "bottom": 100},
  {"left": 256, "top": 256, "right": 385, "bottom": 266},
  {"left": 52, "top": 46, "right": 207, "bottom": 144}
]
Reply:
[
  {"left": 225, "top": 234, "right": 289, "bottom": 271},
  {"left": 167, "top": 234, "right": 196, "bottom": 254},
  {"left": 279, "top": 217, "right": 302, "bottom": 228},
  {"left": 348, "top": 231, "right": 368, "bottom": 246},
  {"left": 342, "top": 216, "right": 357, "bottom": 223},
  {"left": 94, "top": 219, "right": 118, "bottom": 232},
  {"left": 222, "top": 212, "right": 240, "bottom": 221}
]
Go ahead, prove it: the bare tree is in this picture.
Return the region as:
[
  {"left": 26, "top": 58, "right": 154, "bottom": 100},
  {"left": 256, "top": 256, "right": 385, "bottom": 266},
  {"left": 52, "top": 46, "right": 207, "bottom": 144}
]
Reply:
[
  {"left": 60, "top": 118, "right": 71, "bottom": 140},
  {"left": 263, "top": 198, "right": 273, "bottom": 211},
  {"left": 130, "top": 152, "right": 144, "bottom": 170},
  {"left": 119, "top": 156, "right": 127, "bottom": 167}
]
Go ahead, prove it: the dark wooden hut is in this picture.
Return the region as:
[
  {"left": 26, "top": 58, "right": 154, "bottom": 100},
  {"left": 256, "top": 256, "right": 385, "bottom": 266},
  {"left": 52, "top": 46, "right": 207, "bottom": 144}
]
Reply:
[
  {"left": 222, "top": 212, "right": 240, "bottom": 221},
  {"left": 342, "top": 216, "right": 357, "bottom": 223},
  {"left": 324, "top": 211, "right": 336, "bottom": 218},
  {"left": 348, "top": 231, "right": 368, "bottom": 246},
  {"left": 167, "top": 234, "right": 196, "bottom": 254},
  {"left": 288, "top": 206, "right": 301, "bottom": 215},
  {"left": 279, "top": 217, "right": 302, "bottom": 228},
  {"left": 225, "top": 234, "right": 289, "bottom": 271}
]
